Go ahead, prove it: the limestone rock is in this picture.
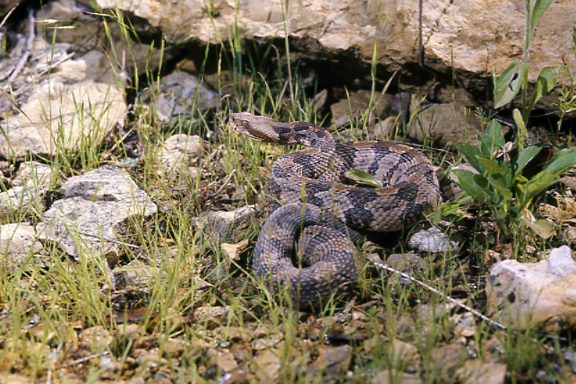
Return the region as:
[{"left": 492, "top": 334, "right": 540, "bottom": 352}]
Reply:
[
  {"left": 0, "top": 80, "right": 126, "bottom": 159},
  {"left": 455, "top": 360, "right": 506, "bottom": 384},
  {"left": 486, "top": 245, "right": 576, "bottom": 331},
  {"left": 408, "top": 102, "right": 482, "bottom": 146},
  {"left": 151, "top": 70, "right": 219, "bottom": 125},
  {"left": 157, "top": 134, "right": 203, "bottom": 179},
  {"left": 409, "top": 227, "right": 458, "bottom": 254},
  {"left": 310, "top": 345, "right": 353, "bottom": 379},
  {"left": 113, "top": 260, "right": 157, "bottom": 291},
  {"left": 0, "top": 162, "right": 55, "bottom": 218},
  {"left": 36, "top": 166, "right": 157, "bottom": 259},
  {"left": 36, "top": 0, "right": 162, "bottom": 77},
  {"left": 200, "top": 205, "right": 258, "bottom": 244},
  {"left": 0, "top": 223, "right": 43, "bottom": 269},
  {"left": 95, "top": 0, "right": 576, "bottom": 88}
]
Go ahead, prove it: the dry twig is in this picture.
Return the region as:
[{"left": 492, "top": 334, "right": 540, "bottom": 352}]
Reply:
[{"left": 367, "top": 253, "right": 507, "bottom": 331}]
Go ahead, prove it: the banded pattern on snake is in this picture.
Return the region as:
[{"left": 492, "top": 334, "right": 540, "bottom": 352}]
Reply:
[{"left": 230, "top": 113, "right": 441, "bottom": 307}]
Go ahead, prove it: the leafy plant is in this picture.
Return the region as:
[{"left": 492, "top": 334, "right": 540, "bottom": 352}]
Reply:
[
  {"left": 492, "top": 0, "right": 559, "bottom": 149},
  {"left": 452, "top": 120, "right": 576, "bottom": 242},
  {"left": 452, "top": 0, "right": 576, "bottom": 245}
]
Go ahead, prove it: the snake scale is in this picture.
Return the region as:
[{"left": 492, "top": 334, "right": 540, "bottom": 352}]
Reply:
[{"left": 230, "top": 112, "right": 441, "bottom": 307}]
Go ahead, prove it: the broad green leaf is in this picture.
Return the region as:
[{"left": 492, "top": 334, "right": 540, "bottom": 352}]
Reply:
[
  {"left": 479, "top": 120, "right": 505, "bottom": 156},
  {"left": 540, "top": 147, "right": 576, "bottom": 176},
  {"left": 527, "top": 218, "right": 556, "bottom": 239},
  {"left": 344, "top": 168, "right": 383, "bottom": 188},
  {"left": 485, "top": 173, "right": 513, "bottom": 200},
  {"left": 529, "top": 66, "right": 559, "bottom": 112},
  {"left": 451, "top": 169, "right": 492, "bottom": 201},
  {"left": 493, "top": 61, "right": 527, "bottom": 108},
  {"left": 477, "top": 157, "right": 506, "bottom": 176},
  {"left": 514, "top": 145, "right": 542, "bottom": 178},
  {"left": 522, "top": 172, "right": 557, "bottom": 206},
  {"left": 528, "top": 0, "right": 555, "bottom": 37},
  {"left": 456, "top": 143, "right": 483, "bottom": 171}
]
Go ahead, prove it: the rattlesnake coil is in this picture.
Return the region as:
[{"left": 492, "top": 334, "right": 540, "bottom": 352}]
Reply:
[{"left": 230, "top": 113, "right": 441, "bottom": 307}]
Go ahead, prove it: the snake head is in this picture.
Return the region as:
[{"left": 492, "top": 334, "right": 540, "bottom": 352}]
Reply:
[{"left": 229, "top": 112, "right": 280, "bottom": 142}]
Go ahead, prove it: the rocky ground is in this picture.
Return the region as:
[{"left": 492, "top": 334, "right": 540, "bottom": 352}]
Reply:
[{"left": 1, "top": 1, "right": 576, "bottom": 383}]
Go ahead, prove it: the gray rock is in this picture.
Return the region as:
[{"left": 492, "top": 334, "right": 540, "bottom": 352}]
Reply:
[
  {"left": 408, "top": 102, "right": 482, "bottom": 146},
  {"left": 157, "top": 134, "right": 203, "bottom": 179},
  {"left": 409, "top": 227, "right": 458, "bottom": 253},
  {"left": 36, "top": 0, "right": 162, "bottom": 78},
  {"left": 486, "top": 245, "right": 576, "bottom": 331},
  {"left": 95, "top": 0, "right": 574, "bottom": 97},
  {"left": 0, "top": 223, "right": 44, "bottom": 268},
  {"left": 152, "top": 70, "right": 219, "bottom": 125},
  {"left": 0, "top": 162, "right": 55, "bottom": 217},
  {"left": 113, "top": 260, "right": 158, "bottom": 290},
  {"left": 0, "top": 80, "right": 126, "bottom": 159},
  {"left": 200, "top": 205, "right": 258, "bottom": 245},
  {"left": 36, "top": 166, "right": 157, "bottom": 259}
]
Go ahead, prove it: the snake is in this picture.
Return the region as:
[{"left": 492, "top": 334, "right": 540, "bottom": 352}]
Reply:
[{"left": 230, "top": 112, "right": 441, "bottom": 307}]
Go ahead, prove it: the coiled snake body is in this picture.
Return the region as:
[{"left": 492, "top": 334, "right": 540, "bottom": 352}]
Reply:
[{"left": 230, "top": 113, "right": 441, "bottom": 307}]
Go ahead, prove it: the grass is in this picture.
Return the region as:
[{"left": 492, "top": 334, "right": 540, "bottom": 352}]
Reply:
[{"left": 0, "top": 3, "right": 575, "bottom": 383}]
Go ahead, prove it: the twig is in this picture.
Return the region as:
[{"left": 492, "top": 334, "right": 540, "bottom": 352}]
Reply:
[
  {"left": 367, "top": 253, "right": 507, "bottom": 331},
  {"left": 0, "top": 4, "right": 18, "bottom": 29},
  {"left": 5, "top": 7, "right": 34, "bottom": 84},
  {"left": 60, "top": 352, "right": 109, "bottom": 367}
]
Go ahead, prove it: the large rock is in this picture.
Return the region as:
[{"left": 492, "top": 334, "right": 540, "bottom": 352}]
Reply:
[
  {"left": 486, "top": 245, "right": 576, "bottom": 331},
  {"left": 36, "top": 166, "right": 157, "bottom": 259},
  {"left": 95, "top": 0, "right": 575, "bottom": 84},
  {"left": 151, "top": 70, "right": 219, "bottom": 125},
  {"left": 0, "top": 80, "right": 125, "bottom": 158},
  {"left": 0, "top": 223, "right": 44, "bottom": 269}
]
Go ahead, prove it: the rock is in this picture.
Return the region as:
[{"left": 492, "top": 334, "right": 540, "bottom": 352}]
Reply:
[
  {"left": 370, "top": 369, "right": 421, "bottom": 384},
  {"left": 113, "top": 260, "right": 157, "bottom": 290},
  {"left": 330, "top": 90, "right": 393, "bottom": 128},
  {"left": 0, "top": 162, "right": 55, "bottom": 218},
  {"left": 408, "top": 103, "right": 482, "bottom": 146},
  {"left": 206, "top": 348, "right": 238, "bottom": 373},
  {"left": 0, "top": 80, "right": 126, "bottom": 158},
  {"left": 455, "top": 360, "right": 506, "bottom": 384},
  {"left": 157, "top": 134, "right": 203, "bottom": 179},
  {"left": 151, "top": 70, "right": 219, "bottom": 125},
  {"left": 252, "top": 348, "right": 281, "bottom": 383},
  {"left": 0, "top": 223, "right": 43, "bottom": 268},
  {"left": 95, "top": 0, "right": 575, "bottom": 98},
  {"left": 409, "top": 227, "right": 458, "bottom": 253},
  {"left": 310, "top": 344, "right": 353, "bottom": 379},
  {"left": 251, "top": 333, "right": 283, "bottom": 351},
  {"left": 451, "top": 312, "right": 477, "bottom": 339},
  {"left": 36, "top": 166, "right": 157, "bottom": 259},
  {"left": 36, "top": 0, "right": 162, "bottom": 77},
  {"left": 0, "top": 374, "right": 34, "bottom": 384},
  {"left": 386, "top": 253, "right": 428, "bottom": 277},
  {"left": 200, "top": 205, "right": 258, "bottom": 244},
  {"left": 429, "top": 343, "right": 467, "bottom": 376},
  {"left": 193, "top": 306, "right": 231, "bottom": 330},
  {"left": 486, "top": 245, "right": 576, "bottom": 331},
  {"left": 79, "top": 325, "right": 113, "bottom": 353},
  {"left": 12, "top": 162, "right": 53, "bottom": 187},
  {"left": 390, "top": 339, "right": 420, "bottom": 372},
  {"left": 220, "top": 239, "right": 250, "bottom": 261}
]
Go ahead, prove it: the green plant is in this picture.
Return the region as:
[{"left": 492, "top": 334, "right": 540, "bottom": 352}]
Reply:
[
  {"left": 452, "top": 0, "right": 576, "bottom": 245},
  {"left": 452, "top": 120, "right": 576, "bottom": 243},
  {"left": 492, "top": 0, "right": 558, "bottom": 130}
]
